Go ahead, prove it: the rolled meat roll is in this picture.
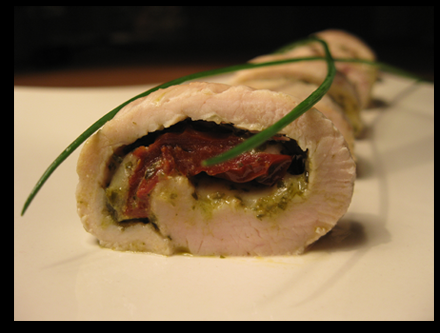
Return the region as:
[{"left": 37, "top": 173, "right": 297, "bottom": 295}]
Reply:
[
  {"left": 231, "top": 47, "right": 363, "bottom": 137},
  {"left": 230, "top": 29, "right": 377, "bottom": 137},
  {"left": 76, "top": 82, "right": 356, "bottom": 256},
  {"left": 314, "top": 29, "right": 378, "bottom": 109}
]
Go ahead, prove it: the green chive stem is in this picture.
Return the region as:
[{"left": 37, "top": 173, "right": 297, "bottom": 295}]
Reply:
[
  {"left": 202, "top": 37, "right": 336, "bottom": 166},
  {"left": 21, "top": 38, "right": 426, "bottom": 215},
  {"left": 20, "top": 48, "right": 324, "bottom": 215}
]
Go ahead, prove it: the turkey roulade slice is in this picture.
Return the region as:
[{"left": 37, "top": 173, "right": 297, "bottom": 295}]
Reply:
[
  {"left": 314, "top": 29, "right": 377, "bottom": 109},
  {"left": 76, "top": 82, "right": 356, "bottom": 256},
  {"left": 230, "top": 29, "right": 377, "bottom": 137}
]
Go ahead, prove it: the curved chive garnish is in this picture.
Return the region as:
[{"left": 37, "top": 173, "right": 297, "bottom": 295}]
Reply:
[
  {"left": 21, "top": 36, "right": 425, "bottom": 215},
  {"left": 19, "top": 39, "right": 326, "bottom": 216},
  {"left": 202, "top": 37, "right": 336, "bottom": 166}
]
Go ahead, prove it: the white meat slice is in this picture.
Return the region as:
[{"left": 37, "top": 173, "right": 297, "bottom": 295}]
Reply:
[
  {"left": 76, "top": 82, "right": 356, "bottom": 256},
  {"left": 314, "top": 29, "right": 378, "bottom": 109},
  {"left": 230, "top": 29, "right": 377, "bottom": 135}
]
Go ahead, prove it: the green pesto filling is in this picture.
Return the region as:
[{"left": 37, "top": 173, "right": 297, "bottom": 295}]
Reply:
[{"left": 192, "top": 172, "right": 308, "bottom": 221}]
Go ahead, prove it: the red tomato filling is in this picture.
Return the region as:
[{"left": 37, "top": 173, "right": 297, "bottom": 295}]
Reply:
[{"left": 124, "top": 127, "right": 293, "bottom": 218}]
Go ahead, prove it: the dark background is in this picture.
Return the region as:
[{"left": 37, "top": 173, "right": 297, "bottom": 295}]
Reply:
[{"left": 14, "top": 6, "right": 434, "bottom": 85}]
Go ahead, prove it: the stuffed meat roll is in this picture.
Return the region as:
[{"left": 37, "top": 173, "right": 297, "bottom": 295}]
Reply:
[
  {"left": 230, "top": 29, "right": 377, "bottom": 137},
  {"left": 314, "top": 29, "right": 378, "bottom": 109},
  {"left": 76, "top": 82, "right": 356, "bottom": 256},
  {"left": 231, "top": 48, "right": 363, "bottom": 137}
]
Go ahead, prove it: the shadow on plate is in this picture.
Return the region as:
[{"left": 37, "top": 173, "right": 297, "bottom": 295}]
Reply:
[
  {"left": 354, "top": 155, "right": 375, "bottom": 179},
  {"left": 307, "top": 213, "right": 391, "bottom": 254},
  {"left": 366, "top": 98, "right": 389, "bottom": 110}
]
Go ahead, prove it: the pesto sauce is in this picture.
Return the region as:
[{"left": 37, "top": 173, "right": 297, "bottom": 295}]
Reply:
[
  {"left": 196, "top": 191, "right": 244, "bottom": 220},
  {"left": 192, "top": 173, "right": 308, "bottom": 221},
  {"left": 252, "top": 174, "right": 307, "bottom": 219}
]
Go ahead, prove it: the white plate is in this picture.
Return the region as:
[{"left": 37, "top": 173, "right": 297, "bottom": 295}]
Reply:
[{"left": 14, "top": 74, "right": 434, "bottom": 321}]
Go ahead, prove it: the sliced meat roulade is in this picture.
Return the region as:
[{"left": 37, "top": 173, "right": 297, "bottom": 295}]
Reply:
[
  {"left": 230, "top": 29, "right": 377, "bottom": 138},
  {"left": 76, "top": 82, "right": 356, "bottom": 256}
]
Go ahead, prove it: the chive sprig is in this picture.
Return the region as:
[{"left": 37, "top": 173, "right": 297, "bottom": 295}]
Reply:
[
  {"left": 20, "top": 54, "right": 327, "bottom": 215},
  {"left": 202, "top": 37, "right": 336, "bottom": 166},
  {"left": 20, "top": 37, "right": 426, "bottom": 215}
]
